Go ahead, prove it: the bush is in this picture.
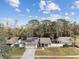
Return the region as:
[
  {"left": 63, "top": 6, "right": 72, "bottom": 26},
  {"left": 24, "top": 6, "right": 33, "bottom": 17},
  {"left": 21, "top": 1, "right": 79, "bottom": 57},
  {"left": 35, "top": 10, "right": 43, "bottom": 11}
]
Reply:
[{"left": 63, "top": 44, "right": 69, "bottom": 47}]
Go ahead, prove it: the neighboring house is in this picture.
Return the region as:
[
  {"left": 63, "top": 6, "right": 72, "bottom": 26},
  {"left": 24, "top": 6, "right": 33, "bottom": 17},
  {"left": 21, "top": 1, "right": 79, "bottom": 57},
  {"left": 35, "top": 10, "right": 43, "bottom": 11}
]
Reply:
[
  {"left": 38, "top": 38, "right": 52, "bottom": 48},
  {"left": 75, "top": 37, "right": 79, "bottom": 47},
  {"left": 57, "top": 37, "right": 72, "bottom": 45},
  {"left": 50, "top": 37, "right": 72, "bottom": 47},
  {"left": 6, "top": 37, "right": 24, "bottom": 47}
]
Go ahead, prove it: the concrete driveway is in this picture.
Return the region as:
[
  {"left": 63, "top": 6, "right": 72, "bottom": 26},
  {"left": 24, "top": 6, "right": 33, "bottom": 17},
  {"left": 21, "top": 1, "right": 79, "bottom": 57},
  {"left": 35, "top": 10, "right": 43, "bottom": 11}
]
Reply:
[
  {"left": 21, "top": 48, "right": 36, "bottom": 59},
  {"left": 21, "top": 38, "right": 39, "bottom": 59}
]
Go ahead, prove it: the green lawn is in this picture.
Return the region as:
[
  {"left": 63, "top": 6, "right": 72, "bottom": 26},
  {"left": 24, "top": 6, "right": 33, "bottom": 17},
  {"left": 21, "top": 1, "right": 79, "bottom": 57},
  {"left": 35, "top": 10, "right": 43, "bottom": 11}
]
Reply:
[
  {"left": 9, "top": 47, "right": 25, "bottom": 59},
  {"left": 35, "top": 47, "right": 79, "bottom": 56},
  {"left": 59, "top": 47, "right": 79, "bottom": 55},
  {"left": 35, "top": 57, "right": 79, "bottom": 59},
  {"left": 9, "top": 47, "right": 25, "bottom": 56},
  {"left": 10, "top": 57, "right": 20, "bottom": 59},
  {"left": 35, "top": 47, "right": 79, "bottom": 59}
]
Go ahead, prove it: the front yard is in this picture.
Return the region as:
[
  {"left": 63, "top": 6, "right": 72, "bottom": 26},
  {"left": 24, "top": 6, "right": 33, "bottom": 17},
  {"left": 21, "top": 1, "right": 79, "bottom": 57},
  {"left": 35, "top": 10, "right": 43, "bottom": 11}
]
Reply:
[
  {"left": 35, "top": 47, "right": 79, "bottom": 56},
  {"left": 35, "top": 47, "right": 79, "bottom": 59},
  {"left": 35, "top": 57, "right": 79, "bottom": 59},
  {"left": 9, "top": 47, "right": 25, "bottom": 59}
]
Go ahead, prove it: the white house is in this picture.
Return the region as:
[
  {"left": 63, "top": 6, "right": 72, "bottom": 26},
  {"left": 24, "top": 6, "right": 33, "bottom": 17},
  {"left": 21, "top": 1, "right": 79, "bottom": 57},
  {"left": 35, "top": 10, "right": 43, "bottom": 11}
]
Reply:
[
  {"left": 38, "top": 38, "right": 52, "bottom": 48},
  {"left": 57, "top": 37, "right": 72, "bottom": 45},
  {"left": 25, "top": 37, "right": 39, "bottom": 48},
  {"left": 6, "top": 37, "right": 24, "bottom": 48}
]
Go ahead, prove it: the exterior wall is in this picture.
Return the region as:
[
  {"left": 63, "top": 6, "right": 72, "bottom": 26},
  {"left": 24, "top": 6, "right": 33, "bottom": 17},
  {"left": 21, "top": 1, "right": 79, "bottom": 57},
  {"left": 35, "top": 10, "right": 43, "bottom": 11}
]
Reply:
[
  {"left": 39, "top": 43, "right": 49, "bottom": 48},
  {"left": 50, "top": 44, "right": 64, "bottom": 47},
  {"left": 19, "top": 44, "right": 24, "bottom": 47},
  {"left": 35, "top": 45, "right": 37, "bottom": 48},
  {"left": 48, "top": 44, "right": 51, "bottom": 47},
  {"left": 11, "top": 44, "right": 14, "bottom": 47}
]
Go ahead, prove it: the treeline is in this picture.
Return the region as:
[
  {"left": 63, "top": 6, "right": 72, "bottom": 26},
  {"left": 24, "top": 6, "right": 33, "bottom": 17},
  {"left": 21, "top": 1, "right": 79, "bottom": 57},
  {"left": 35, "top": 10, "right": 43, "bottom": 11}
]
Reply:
[
  {"left": 26, "top": 19, "right": 79, "bottom": 39},
  {"left": 0, "top": 19, "right": 79, "bottom": 39}
]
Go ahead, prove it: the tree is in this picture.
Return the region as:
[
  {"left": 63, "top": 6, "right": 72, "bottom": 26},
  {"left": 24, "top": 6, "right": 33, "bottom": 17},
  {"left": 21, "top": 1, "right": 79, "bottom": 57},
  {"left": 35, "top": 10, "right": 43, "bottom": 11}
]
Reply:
[
  {"left": 35, "top": 25, "right": 44, "bottom": 37},
  {"left": 41, "top": 20, "right": 51, "bottom": 37},
  {"left": 0, "top": 32, "right": 10, "bottom": 59},
  {"left": 72, "top": 22, "right": 77, "bottom": 47},
  {"left": 50, "top": 21, "right": 58, "bottom": 38},
  {"left": 0, "top": 23, "right": 4, "bottom": 32},
  {"left": 57, "top": 19, "right": 70, "bottom": 36},
  {"left": 28, "top": 19, "right": 39, "bottom": 37}
]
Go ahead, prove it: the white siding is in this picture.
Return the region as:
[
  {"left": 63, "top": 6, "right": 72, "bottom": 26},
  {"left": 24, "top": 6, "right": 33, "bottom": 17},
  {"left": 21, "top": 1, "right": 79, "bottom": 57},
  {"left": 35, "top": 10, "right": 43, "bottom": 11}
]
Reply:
[{"left": 51, "top": 44, "right": 64, "bottom": 47}]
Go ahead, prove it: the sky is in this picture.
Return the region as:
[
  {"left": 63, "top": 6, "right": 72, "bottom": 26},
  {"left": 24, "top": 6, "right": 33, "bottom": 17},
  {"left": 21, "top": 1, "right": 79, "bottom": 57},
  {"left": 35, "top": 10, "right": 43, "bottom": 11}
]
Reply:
[{"left": 0, "top": 0, "right": 79, "bottom": 26}]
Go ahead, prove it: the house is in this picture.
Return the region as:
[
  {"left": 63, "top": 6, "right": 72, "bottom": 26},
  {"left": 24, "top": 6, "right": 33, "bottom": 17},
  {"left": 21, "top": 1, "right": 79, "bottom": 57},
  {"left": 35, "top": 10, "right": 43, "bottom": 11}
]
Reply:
[
  {"left": 57, "top": 37, "right": 72, "bottom": 45},
  {"left": 25, "top": 37, "right": 39, "bottom": 48},
  {"left": 75, "top": 36, "right": 79, "bottom": 47},
  {"left": 38, "top": 38, "right": 52, "bottom": 48},
  {"left": 51, "top": 38, "right": 59, "bottom": 43},
  {"left": 26, "top": 37, "right": 38, "bottom": 44},
  {"left": 49, "top": 37, "right": 72, "bottom": 47},
  {"left": 6, "top": 37, "right": 24, "bottom": 47}
]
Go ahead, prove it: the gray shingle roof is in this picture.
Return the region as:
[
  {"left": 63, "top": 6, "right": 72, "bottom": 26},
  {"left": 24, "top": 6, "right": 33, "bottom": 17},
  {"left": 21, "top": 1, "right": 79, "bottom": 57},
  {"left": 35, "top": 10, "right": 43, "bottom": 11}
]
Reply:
[
  {"left": 26, "top": 37, "right": 39, "bottom": 44},
  {"left": 40, "top": 38, "right": 51, "bottom": 44},
  {"left": 26, "top": 37, "right": 38, "bottom": 42},
  {"left": 6, "top": 37, "right": 19, "bottom": 44},
  {"left": 57, "top": 37, "right": 71, "bottom": 44}
]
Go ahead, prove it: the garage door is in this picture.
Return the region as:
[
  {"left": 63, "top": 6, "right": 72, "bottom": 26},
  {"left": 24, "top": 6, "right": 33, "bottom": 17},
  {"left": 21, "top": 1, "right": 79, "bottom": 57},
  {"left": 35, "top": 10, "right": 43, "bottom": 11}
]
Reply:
[{"left": 25, "top": 44, "right": 37, "bottom": 48}]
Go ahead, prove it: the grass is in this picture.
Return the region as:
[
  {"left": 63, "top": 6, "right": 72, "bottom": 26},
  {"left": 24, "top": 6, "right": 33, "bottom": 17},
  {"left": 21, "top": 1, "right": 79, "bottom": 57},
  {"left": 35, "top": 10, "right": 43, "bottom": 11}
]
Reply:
[
  {"left": 9, "top": 47, "right": 25, "bottom": 56},
  {"left": 59, "top": 47, "right": 79, "bottom": 55},
  {"left": 35, "top": 47, "right": 79, "bottom": 59},
  {"left": 35, "top": 57, "right": 79, "bottom": 59},
  {"left": 9, "top": 47, "right": 25, "bottom": 59},
  {"left": 10, "top": 57, "right": 20, "bottom": 59},
  {"left": 35, "top": 47, "right": 79, "bottom": 56},
  {"left": 35, "top": 48, "right": 58, "bottom": 56}
]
